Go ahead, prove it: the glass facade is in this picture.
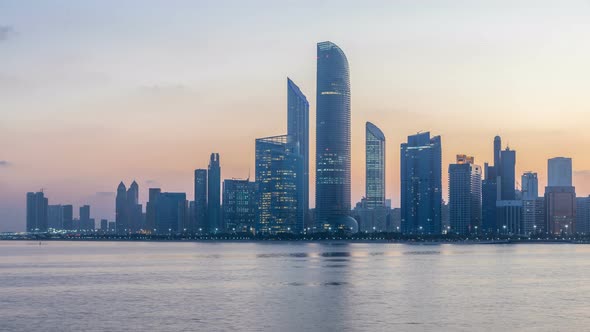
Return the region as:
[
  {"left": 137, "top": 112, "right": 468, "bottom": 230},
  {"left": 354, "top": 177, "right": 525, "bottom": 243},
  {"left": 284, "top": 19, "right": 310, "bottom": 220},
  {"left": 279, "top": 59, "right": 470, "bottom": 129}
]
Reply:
[
  {"left": 255, "top": 135, "right": 300, "bottom": 234},
  {"left": 315, "top": 41, "right": 351, "bottom": 231},
  {"left": 400, "top": 132, "right": 442, "bottom": 234},
  {"left": 448, "top": 155, "right": 482, "bottom": 234},
  {"left": 207, "top": 153, "right": 221, "bottom": 233},
  {"left": 287, "top": 78, "right": 309, "bottom": 230},
  {"left": 222, "top": 179, "right": 257, "bottom": 233},
  {"left": 194, "top": 169, "right": 207, "bottom": 232},
  {"left": 365, "top": 122, "right": 385, "bottom": 209}
]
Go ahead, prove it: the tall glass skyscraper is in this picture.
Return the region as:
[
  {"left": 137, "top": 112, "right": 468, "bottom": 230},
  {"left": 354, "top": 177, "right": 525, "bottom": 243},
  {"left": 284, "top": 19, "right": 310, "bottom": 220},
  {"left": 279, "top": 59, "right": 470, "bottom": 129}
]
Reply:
[
  {"left": 365, "top": 122, "right": 385, "bottom": 209},
  {"left": 287, "top": 78, "right": 309, "bottom": 229},
  {"left": 255, "top": 135, "right": 300, "bottom": 234},
  {"left": 194, "top": 169, "right": 207, "bottom": 232},
  {"left": 500, "top": 148, "right": 516, "bottom": 200},
  {"left": 448, "top": 155, "right": 482, "bottom": 234},
  {"left": 315, "top": 41, "right": 352, "bottom": 231},
  {"left": 26, "top": 191, "right": 48, "bottom": 232},
  {"left": 400, "top": 132, "right": 442, "bottom": 234},
  {"left": 207, "top": 153, "right": 221, "bottom": 233}
]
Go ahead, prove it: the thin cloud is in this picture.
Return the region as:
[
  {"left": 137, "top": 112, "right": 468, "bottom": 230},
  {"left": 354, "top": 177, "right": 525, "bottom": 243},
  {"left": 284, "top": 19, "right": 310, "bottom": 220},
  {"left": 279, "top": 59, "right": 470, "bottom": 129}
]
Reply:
[
  {"left": 0, "top": 160, "right": 10, "bottom": 167},
  {"left": 0, "top": 25, "right": 15, "bottom": 42}
]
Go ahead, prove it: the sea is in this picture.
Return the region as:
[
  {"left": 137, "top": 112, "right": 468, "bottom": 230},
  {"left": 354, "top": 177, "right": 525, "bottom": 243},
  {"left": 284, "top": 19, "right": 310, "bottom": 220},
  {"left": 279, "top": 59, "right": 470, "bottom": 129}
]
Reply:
[{"left": 1, "top": 241, "right": 589, "bottom": 331}]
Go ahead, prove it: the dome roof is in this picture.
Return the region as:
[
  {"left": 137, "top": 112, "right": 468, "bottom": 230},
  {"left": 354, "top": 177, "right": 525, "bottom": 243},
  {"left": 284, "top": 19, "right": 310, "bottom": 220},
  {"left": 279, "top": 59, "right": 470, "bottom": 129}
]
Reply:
[{"left": 329, "top": 215, "right": 359, "bottom": 233}]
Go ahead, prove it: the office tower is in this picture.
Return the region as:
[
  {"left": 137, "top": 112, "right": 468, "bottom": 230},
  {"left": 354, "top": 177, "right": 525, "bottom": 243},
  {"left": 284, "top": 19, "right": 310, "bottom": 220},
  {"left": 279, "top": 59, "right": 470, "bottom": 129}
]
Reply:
[
  {"left": 545, "top": 157, "right": 576, "bottom": 235},
  {"left": 62, "top": 205, "right": 73, "bottom": 230},
  {"left": 222, "top": 179, "right": 257, "bottom": 233},
  {"left": 353, "top": 122, "right": 386, "bottom": 233},
  {"left": 481, "top": 163, "right": 498, "bottom": 233},
  {"left": 255, "top": 135, "right": 300, "bottom": 233},
  {"left": 576, "top": 197, "right": 590, "bottom": 234},
  {"left": 108, "top": 221, "right": 116, "bottom": 232},
  {"left": 48, "top": 205, "right": 63, "bottom": 230},
  {"left": 523, "top": 197, "right": 545, "bottom": 235},
  {"left": 26, "top": 191, "right": 48, "bottom": 232},
  {"left": 366, "top": 122, "right": 386, "bottom": 209},
  {"left": 500, "top": 148, "right": 516, "bottom": 200},
  {"left": 521, "top": 172, "right": 539, "bottom": 200},
  {"left": 494, "top": 136, "right": 501, "bottom": 171},
  {"left": 194, "top": 169, "right": 207, "bottom": 232},
  {"left": 116, "top": 182, "right": 128, "bottom": 234},
  {"left": 208, "top": 153, "right": 221, "bottom": 233},
  {"left": 448, "top": 155, "right": 482, "bottom": 234},
  {"left": 400, "top": 132, "right": 442, "bottom": 234},
  {"left": 100, "top": 219, "right": 108, "bottom": 232},
  {"left": 152, "top": 191, "right": 188, "bottom": 234},
  {"left": 315, "top": 41, "right": 353, "bottom": 231},
  {"left": 145, "top": 188, "right": 161, "bottom": 232},
  {"left": 79, "top": 205, "right": 92, "bottom": 230},
  {"left": 496, "top": 200, "right": 523, "bottom": 234},
  {"left": 548, "top": 157, "right": 573, "bottom": 187},
  {"left": 127, "top": 181, "right": 143, "bottom": 232},
  {"left": 287, "top": 78, "right": 310, "bottom": 229}
]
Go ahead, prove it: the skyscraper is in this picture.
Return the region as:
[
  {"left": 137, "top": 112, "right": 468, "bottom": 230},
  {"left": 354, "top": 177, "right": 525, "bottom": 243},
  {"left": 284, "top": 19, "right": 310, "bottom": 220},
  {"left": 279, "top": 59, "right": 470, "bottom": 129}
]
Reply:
[
  {"left": 62, "top": 204, "right": 73, "bottom": 230},
  {"left": 48, "top": 204, "right": 64, "bottom": 230},
  {"left": 255, "top": 135, "right": 300, "bottom": 234},
  {"left": 194, "top": 169, "right": 207, "bottom": 232},
  {"left": 127, "top": 181, "right": 142, "bottom": 231},
  {"left": 448, "top": 155, "right": 482, "bottom": 234},
  {"left": 494, "top": 135, "right": 501, "bottom": 169},
  {"left": 153, "top": 192, "right": 188, "bottom": 234},
  {"left": 222, "top": 179, "right": 257, "bottom": 233},
  {"left": 481, "top": 163, "right": 498, "bottom": 233},
  {"left": 287, "top": 78, "right": 310, "bottom": 230},
  {"left": 499, "top": 147, "right": 516, "bottom": 200},
  {"left": 115, "top": 182, "right": 128, "bottom": 234},
  {"left": 79, "top": 205, "right": 92, "bottom": 231},
  {"left": 545, "top": 157, "right": 575, "bottom": 234},
  {"left": 315, "top": 41, "right": 352, "bottom": 231},
  {"left": 400, "top": 132, "right": 442, "bottom": 234},
  {"left": 26, "top": 191, "right": 48, "bottom": 232},
  {"left": 548, "top": 157, "right": 573, "bottom": 187},
  {"left": 207, "top": 153, "right": 221, "bottom": 233},
  {"left": 145, "top": 188, "right": 161, "bottom": 233},
  {"left": 521, "top": 172, "right": 539, "bottom": 200},
  {"left": 365, "top": 122, "right": 386, "bottom": 209}
]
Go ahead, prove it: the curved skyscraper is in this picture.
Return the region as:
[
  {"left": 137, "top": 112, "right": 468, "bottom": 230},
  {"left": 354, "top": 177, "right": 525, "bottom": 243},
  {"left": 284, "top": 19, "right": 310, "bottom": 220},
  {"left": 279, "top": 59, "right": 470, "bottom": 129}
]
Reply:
[
  {"left": 315, "top": 41, "right": 351, "bottom": 231},
  {"left": 365, "top": 122, "right": 386, "bottom": 209}
]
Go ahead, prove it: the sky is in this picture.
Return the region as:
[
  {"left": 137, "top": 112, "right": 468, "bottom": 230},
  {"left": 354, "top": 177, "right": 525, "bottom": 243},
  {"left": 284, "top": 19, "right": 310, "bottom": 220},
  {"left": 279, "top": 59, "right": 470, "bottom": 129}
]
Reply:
[{"left": 1, "top": 0, "right": 590, "bottom": 232}]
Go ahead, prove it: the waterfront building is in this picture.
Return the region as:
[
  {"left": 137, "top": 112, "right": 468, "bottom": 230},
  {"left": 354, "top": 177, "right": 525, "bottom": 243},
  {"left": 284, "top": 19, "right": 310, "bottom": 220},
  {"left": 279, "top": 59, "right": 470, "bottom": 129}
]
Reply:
[
  {"left": 208, "top": 153, "right": 222, "bottom": 232},
  {"left": 26, "top": 191, "right": 48, "bottom": 232}
]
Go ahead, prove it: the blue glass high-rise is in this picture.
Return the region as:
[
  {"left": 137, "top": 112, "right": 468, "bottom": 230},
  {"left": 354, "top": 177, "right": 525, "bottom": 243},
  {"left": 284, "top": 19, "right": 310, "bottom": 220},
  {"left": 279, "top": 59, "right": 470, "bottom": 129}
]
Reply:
[
  {"left": 365, "top": 122, "right": 385, "bottom": 209},
  {"left": 255, "top": 135, "right": 299, "bottom": 233},
  {"left": 287, "top": 78, "right": 309, "bottom": 230},
  {"left": 400, "top": 132, "right": 442, "bottom": 234},
  {"left": 315, "top": 41, "right": 352, "bottom": 231}
]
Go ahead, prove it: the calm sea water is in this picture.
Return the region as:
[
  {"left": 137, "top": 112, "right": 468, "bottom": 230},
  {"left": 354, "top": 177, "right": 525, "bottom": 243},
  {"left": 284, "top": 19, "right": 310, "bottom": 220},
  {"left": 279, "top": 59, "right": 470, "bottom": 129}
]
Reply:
[{"left": 1, "top": 241, "right": 589, "bottom": 331}]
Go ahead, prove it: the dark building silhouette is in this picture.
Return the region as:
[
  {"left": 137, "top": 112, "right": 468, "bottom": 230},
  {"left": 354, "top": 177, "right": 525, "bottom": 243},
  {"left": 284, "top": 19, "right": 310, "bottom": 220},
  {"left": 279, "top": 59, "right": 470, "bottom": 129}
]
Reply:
[
  {"left": 62, "top": 205, "right": 73, "bottom": 230},
  {"left": 26, "top": 191, "right": 48, "bottom": 232},
  {"left": 79, "top": 205, "right": 93, "bottom": 231},
  {"left": 521, "top": 172, "right": 539, "bottom": 200},
  {"left": 152, "top": 191, "right": 188, "bottom": 234},
  {"left": 315, "top": 41, "right": 352, "bottom": 231},
  {"left": 223, "top": 179, "right": 257, "bottom": 233},
  {"left": 115, "top": 181, "right": 143, "bottom": 233},
  {"left": 255, "top": 135, "right": 300, "bottom": 233},
  {"left": 287, "top": 78, "right": 310, "bottom": 231},
  {"left": 448, "top": 155, "right": 482, "bottom": 234},
  {"left": 207, "top": 153, "right": 221, "bottom": 233},
  {"left": 116, "top": 182, "right": 128, "bottom": 234},
  {"left": 499, "top": 148, "right": 516, "bottom": 200},
  {"left": 145, "top": 188, "right": 161, "bottom": 233},
  {"left": 100, "top": 219, "right": 108, "bottom": 232},
  {"left": 576, "top": 196, "right": 590, "bottom": 234},
  {"left": 194, "top": 169, "right": 207, "bottom": 232},
  {"left": 127, "top": 181, "right": 142, "bottom": 231},
  {"left": 48, "top": 204, "right": 63, "bottom": 230},
  {"left": 400, "top": 132, "right": 442, "bottom": 234},
  {"left": 545, "top": 157, "right": 575, "bottom": 234}
]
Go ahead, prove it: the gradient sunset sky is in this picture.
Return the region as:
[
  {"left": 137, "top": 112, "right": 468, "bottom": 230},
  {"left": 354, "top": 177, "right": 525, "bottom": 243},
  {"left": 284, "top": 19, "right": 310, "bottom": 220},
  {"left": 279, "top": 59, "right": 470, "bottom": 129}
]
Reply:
[{"left": 1, "top": 0, "right": 590, "bottom": 231}]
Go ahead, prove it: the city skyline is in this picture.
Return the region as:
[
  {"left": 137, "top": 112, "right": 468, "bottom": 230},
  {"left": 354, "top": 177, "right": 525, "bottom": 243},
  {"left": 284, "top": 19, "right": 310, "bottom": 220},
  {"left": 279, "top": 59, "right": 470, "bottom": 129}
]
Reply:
[{"left": 3, "top": 1, "right": 590, "bottom": 231}]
